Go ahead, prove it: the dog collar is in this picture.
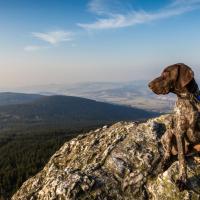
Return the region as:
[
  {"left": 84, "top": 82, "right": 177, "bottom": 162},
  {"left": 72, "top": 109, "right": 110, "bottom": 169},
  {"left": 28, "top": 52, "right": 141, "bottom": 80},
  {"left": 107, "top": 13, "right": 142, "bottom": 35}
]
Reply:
[
  {"left": 197, "top": 95, "right": 200, "bottom": 101},
  {"left": 194, "top": 89, "right": 200, "bottom": 102}
]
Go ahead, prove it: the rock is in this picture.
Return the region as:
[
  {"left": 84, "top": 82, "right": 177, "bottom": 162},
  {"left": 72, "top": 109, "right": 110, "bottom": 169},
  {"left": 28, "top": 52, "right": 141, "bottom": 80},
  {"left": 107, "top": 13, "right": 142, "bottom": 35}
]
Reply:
[
  {"left": 12, "top": 114, "right": 200, "bottom": 200},
  {"left": 147, "top": 160, "right": 200, "bottom": 200}
]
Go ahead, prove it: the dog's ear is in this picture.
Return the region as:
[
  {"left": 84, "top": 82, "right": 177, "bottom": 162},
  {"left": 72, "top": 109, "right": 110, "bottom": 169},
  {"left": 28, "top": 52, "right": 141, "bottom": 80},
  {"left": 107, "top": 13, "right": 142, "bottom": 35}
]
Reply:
[{"left": 177, "top": 63, "right": 194, "bottom": 88}]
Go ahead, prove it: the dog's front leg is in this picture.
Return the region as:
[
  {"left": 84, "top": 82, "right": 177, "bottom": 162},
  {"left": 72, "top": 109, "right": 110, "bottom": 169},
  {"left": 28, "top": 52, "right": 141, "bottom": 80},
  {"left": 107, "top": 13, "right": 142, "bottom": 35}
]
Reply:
[
  {"left": 160, "top": 129, "right": 174, "bottom": 169},
  {"left": 175, "top": 125, "right": 187, "bottom": 191}
]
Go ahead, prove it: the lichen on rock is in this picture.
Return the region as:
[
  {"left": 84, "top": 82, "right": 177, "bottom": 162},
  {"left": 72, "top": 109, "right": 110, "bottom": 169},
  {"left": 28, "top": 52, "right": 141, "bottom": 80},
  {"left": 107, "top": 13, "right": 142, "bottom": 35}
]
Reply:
[{"left": 12, "top": 114, "right": 200, "bottom": 200}]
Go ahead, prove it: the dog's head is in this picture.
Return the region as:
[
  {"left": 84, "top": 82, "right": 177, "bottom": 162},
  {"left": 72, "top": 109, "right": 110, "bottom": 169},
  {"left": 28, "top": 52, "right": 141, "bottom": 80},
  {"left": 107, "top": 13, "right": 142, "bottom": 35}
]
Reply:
[{"left": 148, "top": 63, "right": 194, "bottom": 95}]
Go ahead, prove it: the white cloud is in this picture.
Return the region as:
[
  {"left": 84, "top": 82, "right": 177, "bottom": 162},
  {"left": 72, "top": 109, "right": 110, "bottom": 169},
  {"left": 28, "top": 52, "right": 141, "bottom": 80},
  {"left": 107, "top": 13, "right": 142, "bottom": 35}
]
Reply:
[
  {"left": 78, "top": 0, "right": 200, "bottom": 30},
  {"left": 24, "top": 45, "right": 48, "bottom": 51},
  {"left": 32, "top": 30, "right": 73, "bottom": 45}
]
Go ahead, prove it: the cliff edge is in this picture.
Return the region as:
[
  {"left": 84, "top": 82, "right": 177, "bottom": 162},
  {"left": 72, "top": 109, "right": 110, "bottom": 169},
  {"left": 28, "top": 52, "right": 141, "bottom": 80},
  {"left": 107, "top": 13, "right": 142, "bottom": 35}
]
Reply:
[{"left": 12, "top": 115, "right": 200, "bottom": 200}]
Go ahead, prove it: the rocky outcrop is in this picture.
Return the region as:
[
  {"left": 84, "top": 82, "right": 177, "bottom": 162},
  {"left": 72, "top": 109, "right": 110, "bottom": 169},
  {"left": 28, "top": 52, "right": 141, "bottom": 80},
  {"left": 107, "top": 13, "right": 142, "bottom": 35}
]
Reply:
[{"left": 12, "top": 115, "right": 200, "bottom": 200}]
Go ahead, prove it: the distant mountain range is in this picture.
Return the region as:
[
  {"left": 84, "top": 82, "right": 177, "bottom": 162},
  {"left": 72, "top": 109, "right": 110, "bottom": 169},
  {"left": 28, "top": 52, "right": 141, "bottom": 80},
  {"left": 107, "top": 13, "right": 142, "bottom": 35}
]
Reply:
[
  {"left": 0, "top": 94, "right": 158, "bottom": 129},
  {"left": 9, "top": 81, "right": 177, "bottom": 112},
  {"left": 10, "top": 80, "right": 199, "bottom": 112},
  {"left": 3, "top": 80, "right": 200, "bottom": 112}
]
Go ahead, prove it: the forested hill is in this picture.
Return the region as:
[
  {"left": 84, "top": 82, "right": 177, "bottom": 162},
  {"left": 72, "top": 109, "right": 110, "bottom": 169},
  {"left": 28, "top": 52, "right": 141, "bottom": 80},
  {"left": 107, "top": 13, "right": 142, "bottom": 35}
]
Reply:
[
  {"left": 0, "top": 95, "right": 158, "bottom": 125},
  {"left": 0, "top": 92, "right": 43, "bottom": 106}
]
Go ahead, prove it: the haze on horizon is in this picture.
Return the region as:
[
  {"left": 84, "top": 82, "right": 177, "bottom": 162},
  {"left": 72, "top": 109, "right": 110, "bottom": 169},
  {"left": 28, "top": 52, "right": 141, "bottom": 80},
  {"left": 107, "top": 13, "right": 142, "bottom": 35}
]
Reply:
[{"left": 0, "top": 0, "right": 200, "bottom": 89}]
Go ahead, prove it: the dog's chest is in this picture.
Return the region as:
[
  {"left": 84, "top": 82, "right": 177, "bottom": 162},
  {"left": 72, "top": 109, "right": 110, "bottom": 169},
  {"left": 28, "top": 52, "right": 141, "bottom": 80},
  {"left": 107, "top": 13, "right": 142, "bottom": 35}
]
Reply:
[
  {"left": 175, "top": 98, "right": 199, "bottom": 115},
  {"left": 174, "top": 99, "right": 192, "bottom": 116},
  {"left": 174, "top": 99, "right": 200, "bottom": 124}
]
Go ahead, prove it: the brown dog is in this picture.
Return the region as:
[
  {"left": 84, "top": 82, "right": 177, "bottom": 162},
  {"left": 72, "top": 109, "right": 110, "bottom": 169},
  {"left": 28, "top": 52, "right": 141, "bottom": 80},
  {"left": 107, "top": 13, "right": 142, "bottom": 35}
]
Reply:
[{"left": 149, "top": 63, "right": 200, "bottom": 191}]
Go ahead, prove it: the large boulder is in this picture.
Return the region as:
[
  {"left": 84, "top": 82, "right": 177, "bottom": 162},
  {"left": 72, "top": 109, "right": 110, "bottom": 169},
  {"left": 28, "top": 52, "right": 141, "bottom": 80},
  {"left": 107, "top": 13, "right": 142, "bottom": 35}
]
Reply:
[{"left": 12, "top": 115, "right": 200, "bottom": 200}]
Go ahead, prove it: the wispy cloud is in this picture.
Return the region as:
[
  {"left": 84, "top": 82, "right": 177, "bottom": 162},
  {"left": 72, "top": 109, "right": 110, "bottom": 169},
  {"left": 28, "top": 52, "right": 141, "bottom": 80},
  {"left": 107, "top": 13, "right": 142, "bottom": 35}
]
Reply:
[
  {"left": 32, "top": 30, "right": 73, "bottom": 45},
  {"left": 24, "top": 45, "right": 48, "bottom": 52},
  {"left": 88, "top": 0, "right": 114, "bottom": 14},
  {"left": 78, "top": 0, "right": 200, "bottom": 30},
  {"left": 88, "top": 0, "right": 105, "bottom": 14}
]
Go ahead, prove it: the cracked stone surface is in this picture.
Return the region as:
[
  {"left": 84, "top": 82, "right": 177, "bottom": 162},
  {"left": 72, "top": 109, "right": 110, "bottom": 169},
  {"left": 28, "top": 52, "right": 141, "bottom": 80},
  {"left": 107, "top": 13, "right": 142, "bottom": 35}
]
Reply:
[{"left": 12, "top": 115, "right": 200, "bottom": 200}]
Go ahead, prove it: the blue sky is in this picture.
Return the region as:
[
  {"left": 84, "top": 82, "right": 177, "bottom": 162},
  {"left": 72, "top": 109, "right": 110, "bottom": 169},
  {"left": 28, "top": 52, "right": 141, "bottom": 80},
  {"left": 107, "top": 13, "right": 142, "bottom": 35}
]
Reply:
[{"left": 0, "top": 0, "right": 200, "bottom": 89}]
